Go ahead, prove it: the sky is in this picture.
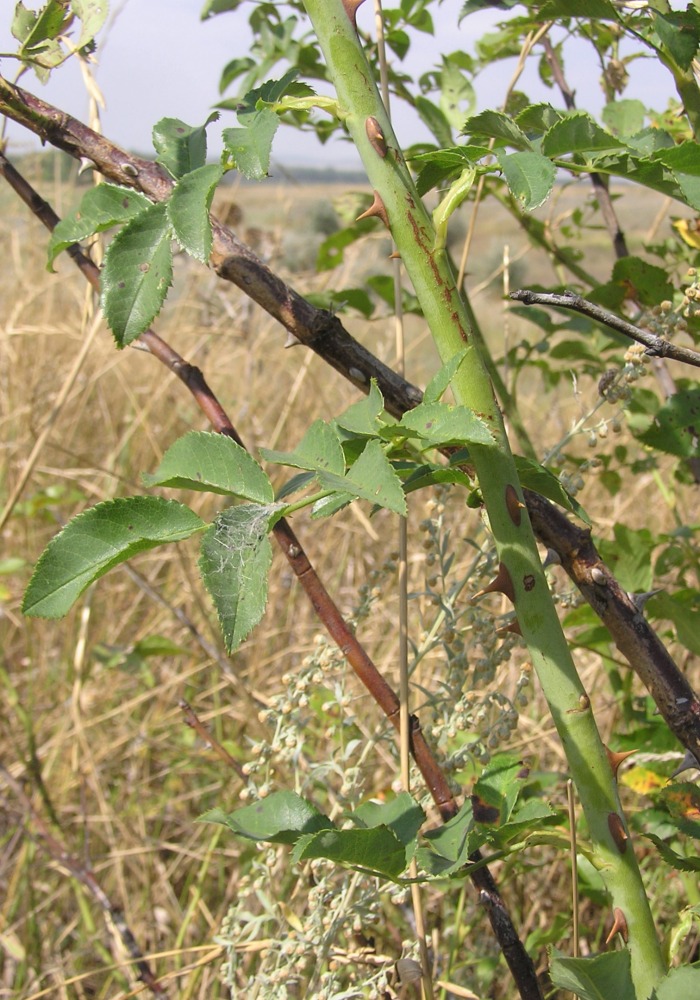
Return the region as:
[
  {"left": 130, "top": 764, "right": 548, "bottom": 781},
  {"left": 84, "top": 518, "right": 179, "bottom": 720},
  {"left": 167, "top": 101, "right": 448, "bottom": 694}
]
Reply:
[{"left": 0, "top": 0, "right": 683, "bottom": 170}]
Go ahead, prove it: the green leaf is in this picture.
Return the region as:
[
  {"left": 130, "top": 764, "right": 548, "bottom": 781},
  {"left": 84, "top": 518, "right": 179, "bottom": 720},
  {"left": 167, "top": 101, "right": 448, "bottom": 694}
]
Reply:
[
  {"left": 292, "top": 826, "right": 408, "bottom": 879},
  {"left": 423, "top": 349, "right": 468, "bottom": 404},
  {"left": 423, "top": 798, "right": 476, "bottom": 875},
  {"left": 12, "top": 0, "right": 67, "bottom": 48},
  {"left": 538, "top": 0, "right": 617, "bottom": 17},
  {"left": 415, "top": 96, "right": 454, "bottom": 147},
  {"left": 199, "top": 791, "right": 333, "bottom": 844},
  {"left": 71, "top": 0, "right": 109, "bottom": 53},
  {"left": 542, "top": 112, "right": 628, "bottom": 157},
  {"left": 100, "top": 201, "right": 174, "bottom": 347},
  {"left": 653, "top": 142, "right": 700, "bottom": 211},
  {"left": 612, "top": 255, "right": 675, "bottom": 308},
  {"left": 472, "top": 754, "right": 525, "bottom": 827},
  {"left": 318, "top": 439, "right": 407, "bottom": 516},
  {"left": 653, "top": 10, "right": 700, "bottom": 71},
  {"left": 351, "top": 792, "right": 426, "bottom": 860},
  {"left": 200, "top": 0, "right": 244, "bottom": 18},
  {"left": 514, "top": 456, "right": 591, "bottom": 525},
  {"left": 22, "top": 497, "right": 204, "bottom": 618},
  {"left": 515, "top": 103, "right": 563, "bottom": 136},
  {"left": 644, "top": 833, "right": 700, "bottom": 873},
  {"left": 497, "top": 151, "right": 556, "bottom": 211},
  {"left": 153, "top": 115, "right": 218, "bottom": 179},
  {"left": 549, "top": 949, "right": 635, "bottom": 1000},
  {"left": 168, "top": 163, "right": 223, "bottom": 263},
  {"left": 648, "top": 592, "right": 700, "bottom": 656},
  {"left": 400, "top": 401, "right": 495, "bottom": 447},
  {"left": 602, "top": 100, "right": 646, "bottom": 137},
  {"left": 48, "top": 184, "right": 152, "bottom": 270},
  {"left": 636, "top": 387, "right": 700, "bottom": 458},
  {"left": 334, "top": 381, "right": 385, "bottom": 436},
  {"left": 223, "top": 108, "right": 279, "bottom": 181},
  {"left": 199, "top": 503, "right": 279, "bottom": 653},
  {"left": 439, "top": 57, "right": 475, "bottom": 131},
  {"left": 260, "top": 420, "right": 345, "bottom": 476},
  {"left": 462, "top": 110, "right": 532, "bottom": 151},
  {"left": 651, "top": 964, "right": 700, "bottom": 1000},
  {"left": 144, "top": 431, "right": 274, "bottom": 502}
]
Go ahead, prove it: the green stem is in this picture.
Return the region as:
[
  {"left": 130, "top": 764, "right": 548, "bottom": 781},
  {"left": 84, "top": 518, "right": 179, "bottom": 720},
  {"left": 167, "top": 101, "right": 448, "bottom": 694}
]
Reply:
[{"left": 301, "top": 1, "right": 666, "bottom": 996}]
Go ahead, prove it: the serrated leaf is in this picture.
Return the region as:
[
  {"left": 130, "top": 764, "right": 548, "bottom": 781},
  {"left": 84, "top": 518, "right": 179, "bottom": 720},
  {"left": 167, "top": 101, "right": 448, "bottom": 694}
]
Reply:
[
  {"left": 542, "top": 112, "right": 628, "bottom": 157},
  {"left": 423, "top": 349, "right": 468, "bottom": 404},
  {"left": 653, "top": 10, "right": 700, "bottom": 71},
  {"left": 292, "top": 826, "right": 408, "bottom": 879},
  {"left": 651, "top": 964, "right": 700, "bottom": 1000},
  {"left": 648, "top": 592, "right": 700, "bottom": 656},
  {"left": 71, "top": 0, "right": 109, "bottom": 53},
  {"left": 472, "top": 754, "right": 525, "bottom": 827},
  {"left": 334, "top": 381, "right": 385, "bottom": 436},
  {"left": 515, "top": 103, "right": 563, "bottom": 136},
  {"left": 549, "top": 949, "right": 635, "bottom": 1000},
  {"left": 636, "top": 387, "right": 700, "bottom": 458},
  {"left": 12, "top": 0, "right": 67, "bottom": 48},
  {"left": 153, "top": 115, "right": 218, "bottom": 179},
  {"left": 167, "top": 163, "right": 222, "bottom": 262},
  {"left": 144, "top": 431, "right": 273, "bottom": 502},
  {"left": 423, "top": 798, "right": 476, "bottom": 874},
  {"left": 644, "top": 832, "right": 700, "bottom": 872},
  {"left": 260, "top": 420, "right": 345, "bottom": 476},
  {"left": 400, "top": 401, "right": 494, "bottom": 448},
  {"left": 602, "top": 100, "right": 646, "bottom": 137},
  {"left": 514, "top": 456, "right": 591, "bottom": 525},
  {"left": 22, "top": 497, "right": 204, "bottom": 618},
  {"left": 199, "top": 503, "right": 279, "bottom": 653},
  {"left": 462, "top": 110, "right": 532, "bottom": 151},
  {"left": 223, "top": 108, "right": 279, "bottom": 180},
  {"left": 48, "top": 184, "right": 152, "bottom": 269},
  {"left": 199, "top": 791, "right": 333, "bottom": 844},
  {"left": 318, "top": 439, "right": 407, "bottom": 516},
  {"left": 497, "top": 151, "right": 556, "bottom": 210},
  {"left": 100, "top": 201, "right": 174, "bottom": 346},
  {"left": 351, "top": 792, "right": 426, "bottom": 852}
]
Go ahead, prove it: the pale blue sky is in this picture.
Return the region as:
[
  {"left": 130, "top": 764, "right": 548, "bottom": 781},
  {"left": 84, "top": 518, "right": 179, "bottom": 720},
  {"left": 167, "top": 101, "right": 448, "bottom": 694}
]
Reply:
[{"left": 0, "top": 1, "right": 682, "bottom": 168}]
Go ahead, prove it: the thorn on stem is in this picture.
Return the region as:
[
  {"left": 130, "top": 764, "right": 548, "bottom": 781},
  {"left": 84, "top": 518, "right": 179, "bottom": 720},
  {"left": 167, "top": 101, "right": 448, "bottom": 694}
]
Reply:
[
  {"left": 606, "top": 907, "right": 629, "bottom": 944},
  {"left": 356, "top": 190, "right": 390, "bottom": 229},
  {"left": 285, "top": 331, "right": 302, "bottom": 348},
  {"left": 604, "top": 746, "right": 637, "bottom": 780},
  {"left": 365, "top": 116, "right": 388, "bottom": 158},
  {"left": 607, "top": 812, "right": 629, "bottom": 854},
  {"left": 342, "top": 0, "right": 366, "bottom": 28},
  {"left": 505, "top": 484, "right": 525, "bottom": 526},
  {"left": 470, "top": 562, "right": 515, "bottom": 604}
]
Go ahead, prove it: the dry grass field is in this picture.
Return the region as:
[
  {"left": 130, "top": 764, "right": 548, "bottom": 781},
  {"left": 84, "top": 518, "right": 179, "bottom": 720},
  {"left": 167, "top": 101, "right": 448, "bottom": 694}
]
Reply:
[{"left": 0, "top": 155, "right": 693, "bottom": 998}]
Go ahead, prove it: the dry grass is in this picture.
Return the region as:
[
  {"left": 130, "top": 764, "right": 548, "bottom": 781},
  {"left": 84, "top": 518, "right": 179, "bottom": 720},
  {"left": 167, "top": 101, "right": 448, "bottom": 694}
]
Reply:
[{"left": 0, "top": 157, "right": 694, "bottom": 998}]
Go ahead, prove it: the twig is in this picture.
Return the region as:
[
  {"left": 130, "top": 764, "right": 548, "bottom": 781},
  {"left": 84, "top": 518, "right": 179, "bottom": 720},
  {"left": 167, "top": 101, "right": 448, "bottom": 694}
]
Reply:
[
  {"left": 0, "top": 151, "right": 544, "bottom": 998},
  {"left": 0, "top": 763, "right": 169, "bottom": 999},
  {"left": 541, "top": 36, "right": 629, "bottom": 260},
  {"left": 511, "top": 289, "right": 700, "bottom": 368},
  {"left": 179, "top": 700, "right": 247, "bottom": 779}
]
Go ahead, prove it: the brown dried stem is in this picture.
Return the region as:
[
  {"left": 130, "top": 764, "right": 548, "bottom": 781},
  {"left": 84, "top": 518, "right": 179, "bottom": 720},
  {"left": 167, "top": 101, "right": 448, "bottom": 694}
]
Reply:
[{"left": 0, "top": 762, "right": 169, "bottom": 999}]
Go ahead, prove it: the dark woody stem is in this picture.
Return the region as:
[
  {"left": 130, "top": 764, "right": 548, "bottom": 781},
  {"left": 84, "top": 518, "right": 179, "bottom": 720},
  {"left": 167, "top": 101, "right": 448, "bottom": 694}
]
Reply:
[{"left": 0, "top": 149, "right": 543, "bottom": 994}]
